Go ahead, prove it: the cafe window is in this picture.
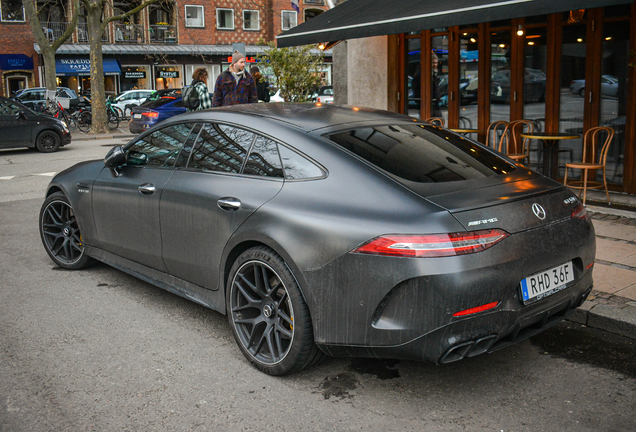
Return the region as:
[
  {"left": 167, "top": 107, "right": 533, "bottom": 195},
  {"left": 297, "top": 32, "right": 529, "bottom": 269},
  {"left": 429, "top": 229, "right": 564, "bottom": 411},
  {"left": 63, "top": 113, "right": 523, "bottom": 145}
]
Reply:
[
  {"left": 155, "top": 65, "right": 183, "bottom": 90},
  {"left": 121, "top": 65, "right": 151, "bottom": 91},
  {"left": 185, "top": 5, "right": 204, "bottom": 28},
  {"left": 243, "top": 10, "right": 259, "bottom": 31},
  {"left": 1, "top": 0, "right": 25, "bottom": 21},
  {"left": 217, "top": 8, "right": 234, "bottom": 30},
  {"left": 281, "top": 10, "right": 297, "bottom": 31}
]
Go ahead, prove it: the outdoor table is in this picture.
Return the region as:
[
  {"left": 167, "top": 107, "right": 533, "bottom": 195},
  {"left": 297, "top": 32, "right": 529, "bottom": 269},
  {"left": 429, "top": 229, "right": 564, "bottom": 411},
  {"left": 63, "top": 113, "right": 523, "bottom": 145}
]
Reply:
[
  {"left": 520, "top": 132, "right": 580, "bottom": 180},
  {"left": 450, "top": 128, "right": 480, "bottom": 136}
]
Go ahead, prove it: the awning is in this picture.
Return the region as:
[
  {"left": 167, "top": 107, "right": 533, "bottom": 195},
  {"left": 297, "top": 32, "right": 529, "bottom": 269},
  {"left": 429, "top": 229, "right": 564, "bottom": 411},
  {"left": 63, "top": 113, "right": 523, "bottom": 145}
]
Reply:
[
  {"left": 276, "top": 0, "right": 633, "bottom": 47},
  {"left": 55, "top": 57, "right": 121, "bottom": 76},
  {"left": 0, "top": 54, "right": 34, "bottom": 70}
]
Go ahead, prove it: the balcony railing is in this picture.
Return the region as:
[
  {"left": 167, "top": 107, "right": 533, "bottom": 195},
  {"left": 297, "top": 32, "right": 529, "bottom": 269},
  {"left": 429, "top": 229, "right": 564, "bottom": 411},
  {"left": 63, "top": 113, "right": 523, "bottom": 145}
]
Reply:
[
  {"left": 41, "top": 22, "right": 70, "bottom": 42},
  {"left": 77, "top": 23, "right": 109, "bottom": 43},
  {"left": 148, "top": 24, "right": 177, "bottom": 43},
  {"left": 114, "top": 23, "right": 145, "bottom": 44}
]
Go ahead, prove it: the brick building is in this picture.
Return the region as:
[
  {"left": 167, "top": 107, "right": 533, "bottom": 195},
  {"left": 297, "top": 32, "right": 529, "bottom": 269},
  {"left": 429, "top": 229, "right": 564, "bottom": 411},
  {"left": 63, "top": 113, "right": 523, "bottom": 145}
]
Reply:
[{"left": 0, "top": 0, "right": 330, "bottom": 97}]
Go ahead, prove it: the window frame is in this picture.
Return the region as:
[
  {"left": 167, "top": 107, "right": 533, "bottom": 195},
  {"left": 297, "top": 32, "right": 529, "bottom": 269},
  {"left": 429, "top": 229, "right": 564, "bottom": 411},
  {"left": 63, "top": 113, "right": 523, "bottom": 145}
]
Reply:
[
  {"left": 281, "top": 10, "right": 297, "bottom": 31},
  {"left": 185, "top": 4, "right": 204, "bottom": 28},
  {"left": 123, "top": 122, "right": 200, "bottom": 169},
  {"left": 0, "top": 0, "right": 26, "bottom": 22},
  {"left": 216, "top": 7, "right": 234, "bottom": 30},
  {"left": 243, "top": 9, "right": 260, "bottom": 31}
]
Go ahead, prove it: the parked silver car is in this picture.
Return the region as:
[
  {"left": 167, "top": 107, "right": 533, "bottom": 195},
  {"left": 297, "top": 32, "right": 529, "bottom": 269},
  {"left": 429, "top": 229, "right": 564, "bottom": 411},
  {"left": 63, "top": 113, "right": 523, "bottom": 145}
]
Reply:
[{"left": 569, "top": 75, "right": 618, "bottom": 98}]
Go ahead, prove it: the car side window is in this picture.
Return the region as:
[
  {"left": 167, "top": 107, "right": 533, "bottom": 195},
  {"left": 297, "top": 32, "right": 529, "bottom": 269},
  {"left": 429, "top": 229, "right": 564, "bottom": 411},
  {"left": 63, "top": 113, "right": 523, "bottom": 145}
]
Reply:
[
  {"left": 0, "top": 100, "right": 22, "bottom": 116},
  {"left": 187, "top": 123, "right": 255, "bottom": 173},
  {"left": 243, "top": 135, "right": 284, "bottom": 178},
  {"left": 278, "top": 145, "right": 325, "bottom": 180},
  {"left": 125, "top": 123, "right": 198, "bottom": 167}
]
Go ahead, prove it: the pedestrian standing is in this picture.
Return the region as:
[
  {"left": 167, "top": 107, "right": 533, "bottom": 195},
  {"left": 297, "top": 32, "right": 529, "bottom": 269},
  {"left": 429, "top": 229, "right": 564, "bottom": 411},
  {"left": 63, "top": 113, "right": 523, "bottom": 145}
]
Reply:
[
  {"left": 212, "top": 50, "right": 258, "bottom": 107},
  {"left": 250, "top": 66, "right": 270, "bottom": 103},
  {"left": 187, "top": 68, "right": 213, "bottom": 112}
]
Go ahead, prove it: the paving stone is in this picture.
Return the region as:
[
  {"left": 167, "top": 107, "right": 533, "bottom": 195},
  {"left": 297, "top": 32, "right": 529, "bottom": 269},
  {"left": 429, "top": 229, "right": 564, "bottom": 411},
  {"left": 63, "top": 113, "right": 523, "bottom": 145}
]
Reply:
[{"left": 592, "top": 263, "right": 636, "bottom": 294}]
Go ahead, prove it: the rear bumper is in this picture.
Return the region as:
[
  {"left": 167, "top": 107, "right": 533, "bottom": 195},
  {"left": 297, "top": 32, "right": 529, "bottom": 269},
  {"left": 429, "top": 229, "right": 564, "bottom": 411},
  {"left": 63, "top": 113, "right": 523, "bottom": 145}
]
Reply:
[{"left": 302, "top": 216, "right": 595, "bottom": 363}]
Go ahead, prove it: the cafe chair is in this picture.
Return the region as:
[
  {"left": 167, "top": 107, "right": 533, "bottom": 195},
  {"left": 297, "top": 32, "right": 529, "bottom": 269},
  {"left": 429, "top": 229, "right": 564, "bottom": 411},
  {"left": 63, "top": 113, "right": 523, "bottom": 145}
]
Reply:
[
  {"left": 563, "top": 126, "right": 615, "bottom": 205},
  {"left": 499, "top": 119, "right": 534, "bottom": 165},
  {"left": 425, "top": 117, "right": 444, "bottom": 127},
  {"left": 485, "top": 120, "right": 508, "bottom": 149}
]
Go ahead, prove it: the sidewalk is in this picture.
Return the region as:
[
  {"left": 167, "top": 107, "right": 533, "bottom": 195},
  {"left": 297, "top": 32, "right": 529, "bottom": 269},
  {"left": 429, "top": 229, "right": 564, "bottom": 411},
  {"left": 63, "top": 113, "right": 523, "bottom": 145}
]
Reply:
[{"left": 69, "top": 131, "right": 636, "bottom": 340}]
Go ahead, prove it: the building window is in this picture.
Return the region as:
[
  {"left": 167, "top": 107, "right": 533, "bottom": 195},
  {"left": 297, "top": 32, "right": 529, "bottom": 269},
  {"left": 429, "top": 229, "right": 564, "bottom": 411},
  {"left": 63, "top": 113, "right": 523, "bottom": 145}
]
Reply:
[
  {"left": 243, "top": 10, "right": 259, "bottom": 31},
  {"left": 281, "top": 10, "right": 297, "bottom": 31},
  {"left": 185, "top": 5, "right": 204, "bottom": 27},
  {"left": 1, "top": 0, "right": 26, "bottom": 21},
  {"left": 217, "top": 8, "right": 234, "bottom": 30}
]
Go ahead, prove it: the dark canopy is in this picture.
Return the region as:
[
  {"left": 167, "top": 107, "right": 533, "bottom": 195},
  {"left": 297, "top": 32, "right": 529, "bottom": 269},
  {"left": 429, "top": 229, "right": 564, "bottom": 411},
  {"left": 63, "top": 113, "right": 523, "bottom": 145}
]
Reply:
[{"left": 276, "top": 0, "right": 632, "bottom": 47}]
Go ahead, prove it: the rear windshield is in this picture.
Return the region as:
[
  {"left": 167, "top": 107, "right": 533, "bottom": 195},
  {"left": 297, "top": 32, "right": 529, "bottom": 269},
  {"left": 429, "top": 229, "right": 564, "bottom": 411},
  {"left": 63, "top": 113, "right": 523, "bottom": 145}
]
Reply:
[
  {"left": 142, "top": 97, "right": 179, "bottom": 108},
  {"left": 328, "top": 124, "right": 515, "bottom": 183}
]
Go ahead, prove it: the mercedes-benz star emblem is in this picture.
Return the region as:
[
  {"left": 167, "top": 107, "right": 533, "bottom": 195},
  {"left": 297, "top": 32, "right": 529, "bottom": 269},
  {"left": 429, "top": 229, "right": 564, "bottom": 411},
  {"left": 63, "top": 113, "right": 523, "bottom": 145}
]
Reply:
[{"left": 532, "top": 203, "right": 546, "bottom": 220}]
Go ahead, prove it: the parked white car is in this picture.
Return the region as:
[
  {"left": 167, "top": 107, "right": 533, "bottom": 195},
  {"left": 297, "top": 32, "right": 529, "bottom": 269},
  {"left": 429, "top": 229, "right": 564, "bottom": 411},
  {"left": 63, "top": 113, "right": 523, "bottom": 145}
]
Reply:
[{"left": 112, "top": 90, "right": 155, "bottom": 117}]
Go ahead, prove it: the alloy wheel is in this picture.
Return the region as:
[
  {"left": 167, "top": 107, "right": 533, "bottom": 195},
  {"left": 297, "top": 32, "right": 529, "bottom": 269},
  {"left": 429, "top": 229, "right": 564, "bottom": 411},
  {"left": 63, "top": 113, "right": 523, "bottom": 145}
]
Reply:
[{"left": 41, "top": 200, "right": 84, "bottom": 265}]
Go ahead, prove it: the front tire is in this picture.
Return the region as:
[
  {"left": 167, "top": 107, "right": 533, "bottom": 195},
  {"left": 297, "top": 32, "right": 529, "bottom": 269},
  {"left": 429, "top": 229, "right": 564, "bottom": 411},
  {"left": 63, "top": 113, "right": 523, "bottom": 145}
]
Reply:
[
  {"left": 227, "top": 246, "right": 324, "bottom": 375},
  {"left": 39, "top": 192, "right": 94, "bottom": 269},
  {"left": 35, "top": 130, "right": 61, "bottom": 153}
]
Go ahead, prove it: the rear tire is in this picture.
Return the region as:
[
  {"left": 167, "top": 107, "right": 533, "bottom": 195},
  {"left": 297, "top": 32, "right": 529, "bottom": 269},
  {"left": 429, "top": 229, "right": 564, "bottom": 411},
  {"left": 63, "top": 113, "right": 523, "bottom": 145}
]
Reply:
[
  {"left": 108, "top": 109, "right": 120, "bottom": 130},
  {"left": 227, "top": 246, "right": 324, "bottom": 375},
  {"left": 77, "top": 111, "right": 91, "bottom": 133}
]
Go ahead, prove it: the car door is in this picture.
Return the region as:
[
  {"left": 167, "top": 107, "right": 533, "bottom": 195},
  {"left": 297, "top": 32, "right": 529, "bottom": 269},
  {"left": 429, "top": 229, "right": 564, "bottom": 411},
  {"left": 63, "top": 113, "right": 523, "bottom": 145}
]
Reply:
[
  {"left": 160, "top": 123, "right": 285, "bottom": 290},
  {"left": 91, "top": 122, "right": 200, "bottom": 270},
  {"left": 0, "top": 99, "right": 33, "bottom": 147}
]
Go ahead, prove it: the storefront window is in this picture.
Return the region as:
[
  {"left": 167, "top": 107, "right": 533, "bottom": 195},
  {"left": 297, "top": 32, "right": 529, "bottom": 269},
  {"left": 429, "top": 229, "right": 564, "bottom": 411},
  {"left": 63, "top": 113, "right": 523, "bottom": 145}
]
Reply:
[
  {"left": 490, "top": 29, "right": 511, "bottom": 123},
  {"left": 405, "top": 37, "right": 421, "bottom": 118},
  {"left": 599, "top": 20, "right": 630, "bottom": 186},
  {"left": 431, "top": 35, "right": 448, "bottom": 124},
  {"left": 523, "top": 26, "right": 547, "bottom": 168},
  {"left": 459, "top": 32, "right": 479, "bottom": 130},
  {"left": 155, "top": 65, "right": 183, "bottom": 89},
  {"left": 122, "top": 66, "right": 151, "bottom": 91},
  {"left": 558, "top": 24, "right": 586, "bottom": 177}
]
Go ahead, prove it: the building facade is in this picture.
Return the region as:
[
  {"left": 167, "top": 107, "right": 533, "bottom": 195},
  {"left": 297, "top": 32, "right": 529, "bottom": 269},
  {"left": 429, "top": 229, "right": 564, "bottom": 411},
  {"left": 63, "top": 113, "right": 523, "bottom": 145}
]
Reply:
[
  {"left": 279, "top": 0, "right": 636, "bottom": 197},
  {"left": 0, "top": 0, "right": 330, "bottom": 97}
]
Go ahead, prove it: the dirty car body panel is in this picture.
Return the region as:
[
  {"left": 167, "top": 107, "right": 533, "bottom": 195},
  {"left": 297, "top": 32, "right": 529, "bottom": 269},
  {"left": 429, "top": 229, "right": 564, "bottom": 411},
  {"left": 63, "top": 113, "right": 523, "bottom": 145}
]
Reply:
[{"left": 42, "top": 103, "right": 595, "bottom": 368}]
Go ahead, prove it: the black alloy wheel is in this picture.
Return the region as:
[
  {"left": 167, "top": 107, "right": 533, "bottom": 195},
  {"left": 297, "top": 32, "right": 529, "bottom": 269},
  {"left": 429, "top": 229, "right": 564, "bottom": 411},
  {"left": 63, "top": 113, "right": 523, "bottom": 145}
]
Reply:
[
  {"left": 39, "top": 192, "right": 94, "bottom": 270},
  {"left": 227, "top": 247, "right": 324, "bottom": 375},
  {"left": 35, "top": 130, "right": 61, "bottom": 153}
]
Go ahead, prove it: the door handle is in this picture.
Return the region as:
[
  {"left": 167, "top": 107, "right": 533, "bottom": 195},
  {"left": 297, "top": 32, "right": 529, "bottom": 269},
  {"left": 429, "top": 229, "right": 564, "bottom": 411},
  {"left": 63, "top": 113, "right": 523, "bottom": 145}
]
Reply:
[
  {"left": 138, "top": 183, "right": 156, "bottom": 195},
  {"left": 217, "top": 197, "right": 241, "bottom": 211}
]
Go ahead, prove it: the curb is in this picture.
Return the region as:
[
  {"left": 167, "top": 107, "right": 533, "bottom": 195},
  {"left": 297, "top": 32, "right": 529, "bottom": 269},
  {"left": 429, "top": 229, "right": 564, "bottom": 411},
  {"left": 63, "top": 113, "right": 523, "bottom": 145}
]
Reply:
[
  {"left": 566, "top": 290, "right": 636, "bottom": 340},
  {"left": 72, "top": 133, "right": 136, "bottom": 141}
]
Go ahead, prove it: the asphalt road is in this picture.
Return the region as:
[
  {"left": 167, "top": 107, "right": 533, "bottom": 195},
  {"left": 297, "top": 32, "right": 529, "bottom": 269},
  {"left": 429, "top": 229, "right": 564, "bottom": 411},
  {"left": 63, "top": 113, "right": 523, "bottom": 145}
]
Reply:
[{"left": 1, "top": 138, "right": 635, "bottom": 431}]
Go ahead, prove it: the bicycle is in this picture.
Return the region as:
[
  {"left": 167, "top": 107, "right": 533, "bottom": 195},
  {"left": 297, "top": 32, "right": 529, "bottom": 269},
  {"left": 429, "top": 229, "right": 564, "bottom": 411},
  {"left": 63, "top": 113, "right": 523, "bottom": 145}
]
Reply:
[
  {"left": 75, "top": 98, "right": 121, "bottom": 132},
  {"left": 43, "top": 98, "right": 77, "bottom": 131},
  {"left": 106, "top": 98, "right": 121, "bottom": 130}
]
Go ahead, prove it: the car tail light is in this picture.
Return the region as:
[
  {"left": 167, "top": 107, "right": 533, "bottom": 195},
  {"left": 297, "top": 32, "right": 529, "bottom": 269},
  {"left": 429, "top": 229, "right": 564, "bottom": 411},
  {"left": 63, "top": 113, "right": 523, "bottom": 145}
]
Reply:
[
  {"left": 571, "top": 203, "right": 589, "bottom": 219},
  {"left": 353, "top": 229, "right": 509, "bottom": 258},
  {"left": 453, "top": 301, "right": 500, "bottom": 317},
  {"left": 142, "top": 112, "right": 159, "bottom": 118},
  {"left": 161, "top": 96, "right": 176, "bottom": 99}
]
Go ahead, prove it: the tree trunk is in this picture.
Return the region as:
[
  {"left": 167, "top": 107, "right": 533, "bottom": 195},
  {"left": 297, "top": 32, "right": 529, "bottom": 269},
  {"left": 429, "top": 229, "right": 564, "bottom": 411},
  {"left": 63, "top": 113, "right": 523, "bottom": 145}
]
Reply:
[
  {"left": 41, "top": 48, "right": 58, "bottom": 92},
  {"left": 87, "top": 6, "right": 108, "bottom": 134}
]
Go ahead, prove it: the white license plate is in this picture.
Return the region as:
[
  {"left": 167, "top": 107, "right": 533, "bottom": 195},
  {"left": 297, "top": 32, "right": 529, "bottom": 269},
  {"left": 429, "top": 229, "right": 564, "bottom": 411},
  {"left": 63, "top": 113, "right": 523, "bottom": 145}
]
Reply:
[
  {"left": 133, "top": 114, "right": 142, "bottom": 119},
  {"left": 520, "top": 262, "right": 574, "bottom": 302}
]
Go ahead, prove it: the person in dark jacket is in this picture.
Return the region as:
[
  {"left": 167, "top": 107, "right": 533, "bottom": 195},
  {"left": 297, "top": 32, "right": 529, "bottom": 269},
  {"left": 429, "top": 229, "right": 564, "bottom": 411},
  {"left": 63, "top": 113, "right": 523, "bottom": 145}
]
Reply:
[
  {"left": 187, "top": 67, "right": 213, "bottom": 112},
  {"left": 250, "top": 66, "right": 270, "bottom": 102},
  {"left": 212, "top": 50, "right": 258, "bottom": 107}
]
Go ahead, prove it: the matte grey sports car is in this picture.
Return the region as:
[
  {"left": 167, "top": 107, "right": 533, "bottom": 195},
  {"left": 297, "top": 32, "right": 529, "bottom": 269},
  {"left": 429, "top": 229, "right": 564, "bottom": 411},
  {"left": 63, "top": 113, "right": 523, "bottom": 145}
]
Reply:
[{"left": 39, "top": 104, "right": 595, "bottom": 375}]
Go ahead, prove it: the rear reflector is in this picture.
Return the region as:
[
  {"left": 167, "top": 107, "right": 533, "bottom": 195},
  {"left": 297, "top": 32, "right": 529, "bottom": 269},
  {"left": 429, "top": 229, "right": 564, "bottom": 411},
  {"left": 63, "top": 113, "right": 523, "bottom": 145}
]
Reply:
[
  {"left": 586, "top": 262, "right": 594, "bottom": 270},
  {"left": 453, "top": 301, "right": 500, "bottom": 317},
  {"left": 571, "top": 203, "right": 589, "bottom": 219},
  {"left": 353, "top": 229, "right": 509, "bottom": 258},
  {"left": 142, "top": 112, "right": 159, "bottom": 118}
]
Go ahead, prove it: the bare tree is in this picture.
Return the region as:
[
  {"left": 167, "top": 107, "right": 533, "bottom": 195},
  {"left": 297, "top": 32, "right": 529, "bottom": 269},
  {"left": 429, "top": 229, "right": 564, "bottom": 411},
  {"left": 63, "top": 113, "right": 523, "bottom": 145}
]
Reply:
[
  {"left": 23, "top": 0, "right": 81, "bottom": 93},
  {"left": 82, "top": 0, "right": 161, "bottom": 133}
]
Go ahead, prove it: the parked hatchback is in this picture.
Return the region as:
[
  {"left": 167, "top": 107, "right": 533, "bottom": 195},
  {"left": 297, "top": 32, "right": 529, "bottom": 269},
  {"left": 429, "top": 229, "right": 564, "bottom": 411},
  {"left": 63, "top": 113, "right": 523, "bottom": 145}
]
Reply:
[
  {"left": 0, "top": 97, "right": 71, "bottom": 152},
  {"left": 13, "top": 87, "right": 78, "bottom": 112}
]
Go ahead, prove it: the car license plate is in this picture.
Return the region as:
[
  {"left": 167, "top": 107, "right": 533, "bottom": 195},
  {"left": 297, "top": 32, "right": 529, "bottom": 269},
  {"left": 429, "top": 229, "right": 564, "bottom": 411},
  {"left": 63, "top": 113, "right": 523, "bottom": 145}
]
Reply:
[
  {"left": 133, "top": 114, "right": 141, "bottom": 119},
  {"left": 520, "top": 261, "right": 574, "bottom": 303}
]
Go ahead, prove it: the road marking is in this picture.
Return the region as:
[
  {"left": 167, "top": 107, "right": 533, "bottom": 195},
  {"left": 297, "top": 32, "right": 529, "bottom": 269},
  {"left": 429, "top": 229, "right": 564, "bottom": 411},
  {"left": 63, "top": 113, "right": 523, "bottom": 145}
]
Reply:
[
  {"left": 32, "top": 172, "right": 57, "bottom": 177},
  {"left": 0, "top": 176, "right": 15, "bottom": 180}
]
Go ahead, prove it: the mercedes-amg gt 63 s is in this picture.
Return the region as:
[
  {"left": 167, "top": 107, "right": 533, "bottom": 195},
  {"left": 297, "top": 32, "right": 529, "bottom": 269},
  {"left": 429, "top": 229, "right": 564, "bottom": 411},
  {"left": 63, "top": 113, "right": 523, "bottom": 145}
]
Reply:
[{"left": 39, "top": 104, "right": 595, "bottom": 375}]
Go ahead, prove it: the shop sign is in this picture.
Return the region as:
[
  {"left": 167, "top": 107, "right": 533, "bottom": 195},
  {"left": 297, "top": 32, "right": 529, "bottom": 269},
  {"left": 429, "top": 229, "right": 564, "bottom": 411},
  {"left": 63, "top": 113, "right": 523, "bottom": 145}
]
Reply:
[
  {"left": 59, "top": 58, "right": 91, "bottom": 73},
  {"left": 159, "top": 70, "right": 179, "bottom": 78},
  {"left": 0, "top": 54, "right": 34, "bottom": 71},
  {"left": 225, "top": 56, "right": 257, "bottom": 63},
  {"left": 125, "top": 71, "right": 146, "bottom": 79}
]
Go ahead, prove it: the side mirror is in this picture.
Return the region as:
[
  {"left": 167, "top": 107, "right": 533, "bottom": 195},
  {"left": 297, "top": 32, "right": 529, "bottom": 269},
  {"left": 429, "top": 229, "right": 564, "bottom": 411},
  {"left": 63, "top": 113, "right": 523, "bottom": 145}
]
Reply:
[
  {"left": 16, "top": 111, "right": 28, "bottom": 121},
  {"left": 104, "top": 146, "right": 126, "bottom": 176}
]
